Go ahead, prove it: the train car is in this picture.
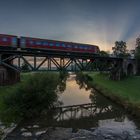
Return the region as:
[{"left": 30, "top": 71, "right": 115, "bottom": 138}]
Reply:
[
  {"left": 20, "top": 36, "right": 100, "bottom": 54},
  {"left": 0, "top": 34, "right": 18, "bottom": 49}
]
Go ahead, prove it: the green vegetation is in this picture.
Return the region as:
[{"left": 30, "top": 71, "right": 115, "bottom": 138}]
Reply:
[
  {"left": 0, "top": 72, "right": 67, "bottom": 124},
  {"left": 135, "top": 36, "right": 140, "bottom": 75},
  {"left": 87, "top": 73, "right": 140, "bottom": 116},
  {"left": 88, "top": 73, "right": 140, "bottom": 105},
  {"left": 112, "top": 41, "right": 130, "bottom": 57},
  {"left": 21, "top": 62, "right": 30, "bottom": 71}
]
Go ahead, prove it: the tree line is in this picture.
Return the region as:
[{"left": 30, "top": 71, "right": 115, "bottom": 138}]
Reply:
[{"left": 100, "top": 36, "right": 140, "bottom": 58}]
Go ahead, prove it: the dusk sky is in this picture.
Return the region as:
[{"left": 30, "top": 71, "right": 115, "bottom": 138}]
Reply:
[{"left": 0, "top": 0, "right": 140, "bottom": 51}]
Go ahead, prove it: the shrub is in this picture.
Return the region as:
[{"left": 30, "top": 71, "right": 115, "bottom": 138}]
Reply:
[{"left": 0, "top": 72, "right": 60, "bottom": 122}]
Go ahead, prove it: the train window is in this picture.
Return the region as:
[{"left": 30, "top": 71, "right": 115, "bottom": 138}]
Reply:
[
  {"left": 49, "top": 43, "right": 54, "bottom": 46},
  {"left": 36, "top": 41, "right": 41, "bottom": 45},
  {"left": 43, "top": 42, "right": 48, "bottom": 46},
  {"left": 75, "top": 45, "right": 78, "bottom": 48},
  {"left": 21, "top": 39, "right": 25, "bottom": 44},
  {"left": 20, "top": 38, "right": 26, "bottom": 47},
  {"left": 67, "top": 44, "right": 71, "bottom": 48},
  {"left": 56, "top": 43, "right": 60, "bottom": 47},
  {"left": 62, "top": 43, "right": 65, "bottom": 47},
  {"left": 2, "top": 37, "right": 8, "bottom": 42},
  {"left": 29, "top": 41, "right": 34, "bottom": 45},
  {"left": 12, "top": 37, "right": 17, "bottom": 46}
]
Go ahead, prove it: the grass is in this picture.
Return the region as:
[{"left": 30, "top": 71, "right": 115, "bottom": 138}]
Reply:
[{"left": 88, "top": 72, "right": 140, "bottom": 106}]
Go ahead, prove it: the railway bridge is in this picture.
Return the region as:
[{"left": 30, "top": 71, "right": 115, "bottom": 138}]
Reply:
[{"left": 0, "top": 49, "right": 136, "bottom": 85}]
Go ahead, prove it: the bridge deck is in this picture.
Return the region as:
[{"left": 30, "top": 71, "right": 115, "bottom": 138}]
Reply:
[{"left": 0, "top": 49, "right": 124, "bottom": 60}]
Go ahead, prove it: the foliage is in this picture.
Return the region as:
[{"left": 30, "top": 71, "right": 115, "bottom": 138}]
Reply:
[
  {"left": 57, "top": 70, "right": 69, "bottom": 94},
  {"left": 0, "top": 72, "right": 61, "bottom": 123},
  {"left": 99, "top": 50, "right": 109, "bottom": 57},
  {"left": 21, "top": 62, "right": 30, "bottom": 71},
  {"left": 98, "top": 51, "right": 110, "bottom": 71},
  {"left": 136, "top": 36, "right": 140, "bottom": 47},
  {"left": 135, "top": 36, "right": 140, "bottom": 58},
  {"left": 76, "top": 72, "right": 92, "bottom": 90},
  {"left": 135, "top": 36, "right": 140, "bottom": 75},
  {"left": 112, "top": 41, "right": 130, "bottom": 57},
  {"left": 90, "top": 51, "right": 110, "bottom": 72},
  {"left": 135, "top": 47, "right": 140, "bottom": 59}
]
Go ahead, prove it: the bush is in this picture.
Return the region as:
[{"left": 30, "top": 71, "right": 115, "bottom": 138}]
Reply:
[{"left": 0, "top": 72, "right": 60, "bottom": 122}]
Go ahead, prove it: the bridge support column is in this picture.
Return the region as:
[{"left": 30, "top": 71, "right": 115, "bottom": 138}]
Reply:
[
  {"left": 122, "top": 59, "right": 136, "bottom": 76},
  {"left": 0, "top": 54, "right": 20, "bottom": 86}
]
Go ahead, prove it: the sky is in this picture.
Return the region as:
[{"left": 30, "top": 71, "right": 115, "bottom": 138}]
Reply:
[{"left": 0, "top": 0, "right": 140, "bottom": 51}]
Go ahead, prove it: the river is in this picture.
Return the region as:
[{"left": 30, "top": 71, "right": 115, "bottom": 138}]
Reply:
[{"left": 4, "top": 74, "right": 140, "bottom": 140}]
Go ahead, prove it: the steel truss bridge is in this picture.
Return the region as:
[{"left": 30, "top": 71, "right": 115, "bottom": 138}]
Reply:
[{"left": 0, "top": 49, "right": 123, "bottom": 72}]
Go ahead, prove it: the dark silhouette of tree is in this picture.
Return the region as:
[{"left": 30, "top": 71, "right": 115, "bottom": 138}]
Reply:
[
  {"left": 99, "top": 50, "right": 109, "bottom": 57},
  {"left": 97, "top": 51, "right": 110, "bottom": 72},
  {"left": 135, "top": 36, "right": 140, "bottom": 58},
  {"left": 135, "top": 36, "right": 140, "bottom": 75},
  {"left": 112, "top": 41, "right": 130, "bottom": 57},
  {"left": 21, "top": 62, "right": 30, "bottom": 71}
]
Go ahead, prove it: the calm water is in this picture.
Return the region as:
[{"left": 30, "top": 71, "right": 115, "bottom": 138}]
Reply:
[{"left": 59, "top": 74, "right": 92, "bottom": 106}]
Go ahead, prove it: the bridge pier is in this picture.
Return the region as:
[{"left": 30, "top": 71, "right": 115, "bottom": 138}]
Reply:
[
  {"left": 109, "top": 58, "right": 136, "bottom": 80},
  {"left": 0, "top": 54, "right": 20, "bottom": 86},
  {"left": 122, "top": 58, "right": 136, "bottom": 76}
]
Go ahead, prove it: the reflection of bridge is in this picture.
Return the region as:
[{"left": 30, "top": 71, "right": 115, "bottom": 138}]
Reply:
[
  {"left": 0, "top": 49, "right": 136, "bottom": 85},
  {"left": 51, "top": 103, "right": 124, "bottom": 128}
]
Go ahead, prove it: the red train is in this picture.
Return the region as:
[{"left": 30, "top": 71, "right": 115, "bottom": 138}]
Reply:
[{"left": 0, "top": 34, "right": 100, "bottom": 54}]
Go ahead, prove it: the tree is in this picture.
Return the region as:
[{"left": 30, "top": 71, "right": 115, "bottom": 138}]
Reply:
[
  {"left": 21, "top": 62, "right": 30, "bottom": 71},
  {"left": 135, "top": 36, "right": 140, "bottom": 75},
  {"left": 97, "top": 50, "right": 110, "bottom": 72},
  {"left": 112, "top": 41, "right": 129, "bottom": 57},
  {"left": 135, "top": 36, "right": 140, "bottom": 58},
  {"left": 99, "top": 50, "right": 109, "bottom": 57}
]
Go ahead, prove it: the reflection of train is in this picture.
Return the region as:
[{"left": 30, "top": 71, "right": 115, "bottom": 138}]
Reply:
[{"left": 0, "top": 34, "right": 100, "bottom": 54}]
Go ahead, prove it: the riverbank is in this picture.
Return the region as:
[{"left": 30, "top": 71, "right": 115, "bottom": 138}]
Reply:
[
  {"left": 5, "top": 126, "right": 140, "bottom": 140},
  {"left": 87, "top": 72, "right": 140, "bottom": 117}
]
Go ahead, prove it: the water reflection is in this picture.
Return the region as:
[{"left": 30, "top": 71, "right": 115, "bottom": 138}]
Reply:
[
  {"left": 22, "top": 73, "right": 129, "bottom": 129},
  {"left": 76, "top": 73, "right": 126, "bottom": 122},
  {"left": 58, "top": 74, "right": 92, "bottom": 106}
]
